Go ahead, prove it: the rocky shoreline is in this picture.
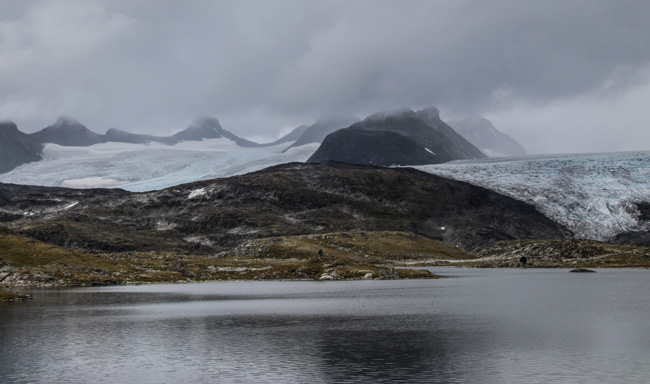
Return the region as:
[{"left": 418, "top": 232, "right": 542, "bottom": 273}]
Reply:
[
  {"left": 0, "top": 231, "right": 452, "bottom": 288},
  {"left": 2, "top": 232, "right": 649, "bottom": 290}
]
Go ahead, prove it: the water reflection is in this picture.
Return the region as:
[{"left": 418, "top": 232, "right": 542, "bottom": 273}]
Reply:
[{"left": 1, "top": 269, "right": 650, "bottom": 383}]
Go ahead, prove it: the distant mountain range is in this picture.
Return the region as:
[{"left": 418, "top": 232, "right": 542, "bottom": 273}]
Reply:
[
  {"left": 448, "top": 117, "right": 527, "bottom": 157},
  {"left": 0, "top": 116, "right": 307, "bottom": 174},
  {"left": 31, "top": 115, "right": 270, "bottom": 147},
  {"left": 0, "top": 107, "right": 528, "bottom": 176},
  {"left": 307, "top": 107, "right": 486, "bottom": 166}
]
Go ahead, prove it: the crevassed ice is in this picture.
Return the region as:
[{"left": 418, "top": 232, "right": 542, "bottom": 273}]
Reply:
[{"left": 416, "top": 151, "right": 650, "bottom": 240}]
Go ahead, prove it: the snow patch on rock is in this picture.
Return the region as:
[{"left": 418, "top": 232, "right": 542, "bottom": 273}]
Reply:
[
  {"left": 188, "top": 188, "right": 206, "bottom": 199},
  {"left": 63, "top": 202, "right": 78, "bottom": 210}
]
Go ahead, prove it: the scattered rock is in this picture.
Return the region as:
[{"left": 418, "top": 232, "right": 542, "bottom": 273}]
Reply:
[
  {"left": 569, "top": 268, "right": 596, "bottom": 273},
  {"left": 0, "top": 291, "right": 32, "bottom": 302},
  {"left": 318, "top": 270, "right": 342, "bottom": 280}
]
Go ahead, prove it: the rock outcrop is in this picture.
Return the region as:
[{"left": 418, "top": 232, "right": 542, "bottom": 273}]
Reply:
[{"left": 0, "top": 121, "right": 43, "bottom": 173}]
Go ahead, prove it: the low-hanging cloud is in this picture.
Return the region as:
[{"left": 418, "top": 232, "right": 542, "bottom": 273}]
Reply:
[{"left": 1, "top": 0, "right": 649, "bottom": 153}]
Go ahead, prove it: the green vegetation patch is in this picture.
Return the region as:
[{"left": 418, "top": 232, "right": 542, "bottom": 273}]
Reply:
[
  {"left": 0, "top": 232, "right": 443, "bottom": 287},
  {"left": 231, "top": 231, "right": 474, "bottom": 264},
  {"left": 0, "top": 291, "right": 32, "bottom": 301}
]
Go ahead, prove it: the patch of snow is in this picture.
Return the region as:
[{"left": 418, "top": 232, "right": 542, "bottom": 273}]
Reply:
[
  {"left": 63, "top": 202, "right": 78, "bottom": 210},
  {"left": 183, "top": 236, "right": 214, "bottom": 247},
  {"left": 156, "top": 221, "right": 177, "bottom": 230},
  {"left": 416, "top": 151, "right": 650, "bottom": 241},
  {"left": 61, "top": 177, "right": 130, "bottom": 188},
  {"left": 425, "top": 148, "right": 436, "bottom": 155},
  {"left": 188, "top": 188, "right": 206, "bottom": 199}
]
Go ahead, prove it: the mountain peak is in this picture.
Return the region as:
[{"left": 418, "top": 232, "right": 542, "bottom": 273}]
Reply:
[
  {"left": 54, "top": 116, "right": 81, "bottom": 126},
  {"left": 366, "top": 108, "right": 416, "bottom": 122},
  {"left": 173, "top": 116, "right": 223, "bottom": 141},
  {"left": 449, "top": 116, "right": 527, "bottom": 157},
  {"left": 0, "top": 120, "right": 19, "bottom": 132},
  {"left": 416, "top": 106, "right": 440, "bottom": 121},
  {"left": 191, "top": 115, "right": 222, "bottom": 130},
  {"left": 30, "top": 117, "right": 105, "bottom": 146},
  {"left": 308, "top": 107, "right": 486, "bottom": 166}
]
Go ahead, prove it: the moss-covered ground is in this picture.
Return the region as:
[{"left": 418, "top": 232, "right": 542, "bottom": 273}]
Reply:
[
  {"left": 464, "top": 239, "right": 650, "bottom": 268},
  {"left": 0, "top": 231, "right": 455, "bottom": 287}
]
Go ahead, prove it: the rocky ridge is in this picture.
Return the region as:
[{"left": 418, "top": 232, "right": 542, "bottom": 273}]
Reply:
[{"left": 0, "top": 162, "right": 571, "bottom": 255}]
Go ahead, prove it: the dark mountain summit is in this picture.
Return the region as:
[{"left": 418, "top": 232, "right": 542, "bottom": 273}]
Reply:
[
  {"left": 449, "top": 116, "right": 527, "bottom": 157},
  {"left": 415, "top": 107, "right": 486, "bottom": 160},
  {"left": 170, "top": 116, "right": 259, "bottom": 147},
  {"left": 307, "top": 108, "right": 486, "bottom": 166},
  {"left": 0, "top": 162, "right": 571, "bottom": 253},
  {"left": 0, "top": 121, "right": 43, "bottom": 173},
  {"left": 30, "top": 117, "right": 106, "bottom": 146}
]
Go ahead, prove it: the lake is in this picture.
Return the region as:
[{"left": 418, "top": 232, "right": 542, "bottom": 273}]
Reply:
[{"left": 1, "top": 268, "right": 649, "bottom": 383}]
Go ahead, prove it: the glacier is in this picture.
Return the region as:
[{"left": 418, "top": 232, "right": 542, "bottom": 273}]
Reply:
[
  {"left": 0, "top": 139, "right": 318, "bottom": 192},
  {"left": 2, "top": 138, "right": 649, "bottom": 242},
  {"left": 416, "top": 151, "right": 650, "bottom": 241}
]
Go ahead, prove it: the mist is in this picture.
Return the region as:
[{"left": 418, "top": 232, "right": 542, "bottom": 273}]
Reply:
[{"left": 1, "top": 0, "right": 649, "bottom": 153}]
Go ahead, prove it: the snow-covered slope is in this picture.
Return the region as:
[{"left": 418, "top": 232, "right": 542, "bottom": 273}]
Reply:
[
  {"left": 0, "top": 139, "right": 318, "bottom": 192},
  {"left": 416, "top": 151, "right": 650, "bottom": 241}
]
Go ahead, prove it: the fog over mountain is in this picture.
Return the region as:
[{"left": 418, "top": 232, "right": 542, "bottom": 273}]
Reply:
[
  {"left": 449, "top": 117, "right": 527, "bottom": 157},
  {"left": 1, "top": 1, "right": 650, "bottom": 154}
]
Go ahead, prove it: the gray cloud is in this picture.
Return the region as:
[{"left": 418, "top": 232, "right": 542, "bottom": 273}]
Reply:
[{"left": 1, "top": 0, "right": 649, "bottom": 152}]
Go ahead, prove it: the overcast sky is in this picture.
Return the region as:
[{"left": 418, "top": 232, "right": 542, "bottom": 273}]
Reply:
[{"left": 1, "top": 0, "right": 649, "bottom": 154}]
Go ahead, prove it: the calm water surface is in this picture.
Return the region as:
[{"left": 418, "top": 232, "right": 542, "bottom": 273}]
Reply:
[{"left": 1, "top": 268, "right": 649, "bottom": 383}]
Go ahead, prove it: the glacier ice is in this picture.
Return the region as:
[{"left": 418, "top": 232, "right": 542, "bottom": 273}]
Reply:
[
  {"left": 0, "top": 139, "right": 319, "bottom": 192},
  {"left": 416, "top": 151, "right": 650, "bottom": 241}
]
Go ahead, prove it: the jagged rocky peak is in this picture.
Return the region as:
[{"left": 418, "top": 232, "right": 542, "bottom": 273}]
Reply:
[
  {"left": 449, "top": 116, "right": 527, "bottom": 157},
  {"left": 171, "top": 115, "right": 261, "bottom": 147},
  {"left": 172, "top": 116, "right": 224, "bottom": 141}
]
